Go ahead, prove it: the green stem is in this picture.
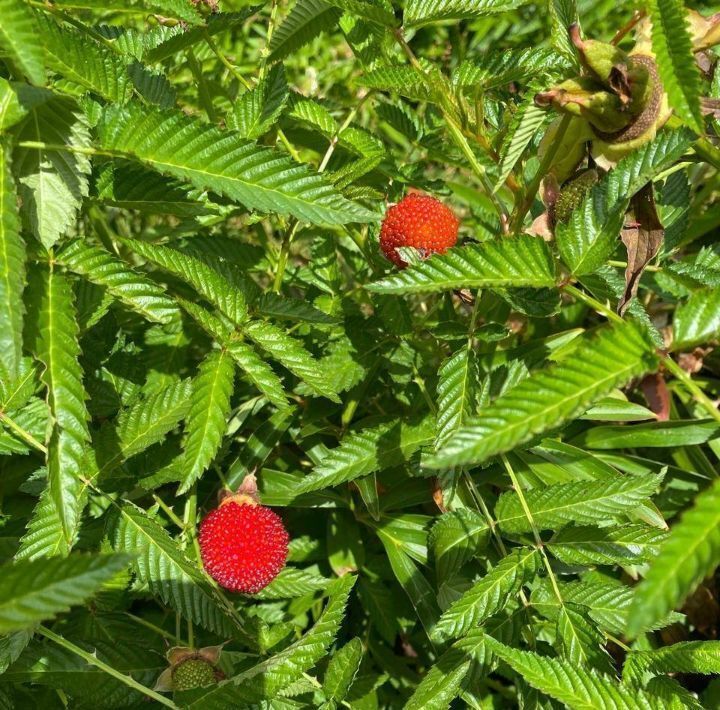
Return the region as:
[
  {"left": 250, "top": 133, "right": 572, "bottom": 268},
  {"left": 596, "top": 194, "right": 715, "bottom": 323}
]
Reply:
[
  {"left": 510, "top": 114, "right": 571, "bottom": 234},
  {"left": 153, "top": 494, "right": 186, "bottom": 530},
  {"left": 0, "top": 412, "right": 47, "bottom": 454},
  {"left": 125, "top": 612, "right": 182, "bottom": 644},
  {"left": 663, "top": 355, "right": 720, "bottom": 423},
  {"left": 260, "top": 0, "right": 280, "bottom": 78},
  {"left": 562, "top": 283, "right": 625, "bottom": 325},
  {"left": 37, "top": 626, "right": 178, "bottom": 709},
  {"left": 204, "top": 32, "right": 252, "bottom": 90},
  {"left": 273, "top": 220, "right": 300, "bottom": 292},
  {"left": 501, "top": 455, "right": 564, "bottom": 606}
]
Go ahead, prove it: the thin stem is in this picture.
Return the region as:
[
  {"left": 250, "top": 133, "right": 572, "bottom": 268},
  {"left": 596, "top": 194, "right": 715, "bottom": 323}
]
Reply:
[
  {"left": 273, "top": 220, "right": 300, "bottom": 292},
  {"left": 318, "top": 92, "right": 373, "bottom": 173},
  {"left": 663, "top": 355, "right": 720, "bottom": 423},
  {"left": 125, "top": 612, "right": 183, "bottom": 644},
  {"left": 204, "top": 32, "right": 252, "bottom": 90},
  {"left": 260, "top": 0, "right": 280, "bottom": 79},
  {"left": 562, "top": 283, "right": 625, "bottom": 325},
  {"left": 611, "top": 9, "right": 646, "bottom": 45},
  {"left": 37, "top": 626, "right": 178, "bottom": 709},
  {"left": 608, "top": 259, "right": 661, "bottom": 273},
  {"left": 501, "top": 455, "right": 564, "bottom": 606},
  {"left": 0, "top": 412, "right": 47, "bottom": 454},
  {"left": 153, "top": 494, "right": 186, "bottom": 530},
  {"left": 510, "top": 114, "right": 571, "bottom": 233}
]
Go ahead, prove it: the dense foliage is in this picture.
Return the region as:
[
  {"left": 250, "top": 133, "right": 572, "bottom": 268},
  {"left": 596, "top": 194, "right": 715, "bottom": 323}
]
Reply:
[{"left": 1, "top": 0, "right": 720, "bottom": 706}]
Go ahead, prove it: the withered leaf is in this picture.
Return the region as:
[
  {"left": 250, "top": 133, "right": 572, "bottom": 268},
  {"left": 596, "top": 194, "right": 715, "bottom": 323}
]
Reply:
[{"left": 618, "top": 182, "right": 663, "bottom": 315}]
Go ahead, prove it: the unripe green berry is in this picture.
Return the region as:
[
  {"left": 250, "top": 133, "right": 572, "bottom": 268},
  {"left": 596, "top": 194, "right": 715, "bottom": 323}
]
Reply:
[{"left": 171, "top": 658, "right": 217, "bottom": 691}]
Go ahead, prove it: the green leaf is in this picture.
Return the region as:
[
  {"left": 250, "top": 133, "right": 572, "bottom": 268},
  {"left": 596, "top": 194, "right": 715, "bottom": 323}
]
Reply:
[
  {"left": 367, "top": 235, "right": 557, "bottom": 295},
  {"left": 404, "top": 0, "right": 534, "bottom": 27},
  {"left": 624, "top": 641, "right": 720, "bottom": 683},
  {"left": 485, "top": 636, "right": 659, "bottom": 709},
  {"left": 96, "top": 378, "right": 192, "bottom": 476},
  {"left": 0, "top": 553, "right": 129, "bottom": 633},
  {"left": 225, "top": 341, "right": 290, "bottom": 410},
  {"left": 453, "top": 48, "right": 571, "bottom": 90},
  {"left": 98, "top": 103, "right": 374, "bottom": 225},
  {"left": 556, "top": 128, "right": 694, "bottom": 276},
  {"left": 178, "top": 349, "right": 235, "bottom": 494},
  {"left": 574, "top": 419, "right": 720, "bottom": 449},
  {"left": 627, "top": 477, "right": 720, "bottom": 638},
  {"left": 39, "top": 15, "right": 132, "bottom": 103},
  {"left": 326, "top": 0, "right": 396, "bottom": 25},
  {"left": 0, "top": 0, "right": 45, "bottom": 85},
  {"left": 122, "top": 238, "right": 247, "bottom": 325},
  {"left": 322, "top": 637, "right": 363, "bottom": 704},
  {"left": 376, "top": 530, "right": 439, "bottom": 637},
  {"left": 430, "top": 509, "right": 489, "bottom": 583},
  {"left": 433, "top": 548, "right": 538, "bottom": 641},
  {"left": 268, "top": 0, "right": 342, "bottom": 62},
  {"left": 496, "top": 473, "right": 661, "bottom": 533},
  {"left": 673, "top": 287, "right": 720, "bottom": 349},
  {"left": 184, "top": 575, "right": 356, "bottom": 706},
  {"left": 0, "top": 141, "right": 25, "bottom": 380},
  {"left": 495, "top": 93, "right": 548, "bottom": 193},
  {"left": 228, "top": 64, "right": 289, "bottom": 140},
  {"left": 435, "top": 345, "right": 480, "bottom": 447},
  {"left": 244, "top": 319, "right": 339, "bottom": 402},
  {"left": 110, "top": 502, "right": 241, "bottom": 638},
  {"left": 429, "top": 321, "right": 658, "bottom": 468},
  {"left": 556, "top": 604, "right": 615, "bottom": 674},
  {"left": 648, "top": 0, "right": 703, "bottom": 133},
  {"left": 295, "top": 417, "right": 435, "bottom": 493},
  {"left": 57, "top": 239, "right": 180, "bottom": 325},
  {"left": 12, "top": 95, "right": 91, "bottom": 248},
  {"left": 25, "top": 263, "right": 90, "bottom": 555},
  {"left": 548, "top": 525, "right": 666, "bottom": 566}
]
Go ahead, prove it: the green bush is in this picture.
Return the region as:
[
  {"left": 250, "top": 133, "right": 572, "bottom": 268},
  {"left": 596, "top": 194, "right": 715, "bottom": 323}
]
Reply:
[{"left": 1, "top": 0, "right": 720, "bottom": 706}]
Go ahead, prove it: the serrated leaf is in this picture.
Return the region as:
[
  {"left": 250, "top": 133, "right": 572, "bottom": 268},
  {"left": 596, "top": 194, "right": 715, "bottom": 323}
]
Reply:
[
  {"left": 485, "top": 636, "right": 659, "bottom": 709},
  {"left": 548, "top": 525, "right": 666, "bottom": 566},
  {"left": 244, "top": 319, "right": 339, "bottom": 402},
  {"left": 0, "top": 141, "right": 24, "bottom": 380},
  {"left": 367, "top": 235, "right": 557, "bottom": 295},
  {"left": 13, "top": 95, "right": 91, "bottom": 248},
  {"left": 110, "top": 502, "right": 240, "bottom": 638},
  {"left": 430, "top": 509, "right": 489, "bottom": 583},
  {"left": 624, "top": 641, "right": 720, "bottom": 684},
  {"left": 39, "top": 15, "right": 131, "bottom": 103},
  {"left": 433, "top": 548, "right": 538, "bottom": 641},
  {"left": 184, "top": 576, "right": 356, "bottom": 707},
  {"left": 405, "top": 0, "right": 534, "bottom": 27},
  {"left": 0, "top": 0, "right": 45, "bottom": 85},
  {"left": 229, "top": 64, "right": 289, "bottom": 140},
  {"left": 497, "top": 473, "right": 661, "bottom": 533},
  {"left": 178, "top": 349, "right": 234, "bottom": 494},
  {"left": 57, "top": 239, "right": 180, "bottom": 325},
  {"left": 322, "top": 637, "right": 363, "bottom": 704},
  {"left": 225, "top": 341, "right": 290, "bottom": 410},
  {"left": 25, "top": 263, "right": 90, "bottom": 555},
  {"left": 96, "top": 378, "right": 191, "bottom": 476},
  {"left": 648, "top": 0, "right": 703, "bottom": 133},
  {"left": 556, "top": 128, "right": 694, "bottom": 276},
  {"left": 122, "top": 238, "right": 247, "bottom": 325},
  {"left": 673, "top": 287, "right": 720, "bottom": 349},
  {"left": 268, "top": 0, "right": 342, "bottom": 62},
  {"left": 436, "top": 345, "right": 480, "bottom": 447},
  {"left": 495, "top": 94, "right": 547, "bottom": 192},
  {"left": 627, "top": 477, "right": 720, "bottom": 638},
  {"left": 98, "top": 103, "right": 375, "bottom": 225},
  {"left": 296, "top": 417, "right": 435, "bottom": 493},
  {"left": 0, "top": 553, "right": 129, "bottom": 633},
  {"left": 429, "top": 321, "right": 658, "bottom": 469},
  {"left": 556, "top": 604, "right": 615, "bottom": 674},
  {"left": 453, "top": 48, "right": 571, "bottom": 89}
]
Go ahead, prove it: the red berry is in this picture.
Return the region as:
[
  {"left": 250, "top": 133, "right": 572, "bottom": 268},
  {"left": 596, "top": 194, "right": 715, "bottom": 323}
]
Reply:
[
  {"left": 199, "top": 500, "right": 289, "bottom": 594},
  {"left": 379, "top": 193, "right": 459, "bottom": 268}
]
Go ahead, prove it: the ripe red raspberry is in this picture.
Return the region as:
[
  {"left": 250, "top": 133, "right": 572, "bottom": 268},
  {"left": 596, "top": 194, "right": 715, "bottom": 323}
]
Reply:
[
  {"left": 199, "top": 499, "right": 289, "bottom": 594},
  {"left": 380, "top": 193, "right": 459, "bottom": 268}
]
